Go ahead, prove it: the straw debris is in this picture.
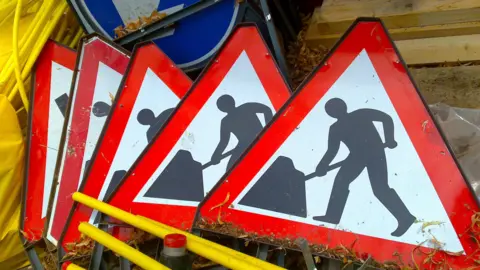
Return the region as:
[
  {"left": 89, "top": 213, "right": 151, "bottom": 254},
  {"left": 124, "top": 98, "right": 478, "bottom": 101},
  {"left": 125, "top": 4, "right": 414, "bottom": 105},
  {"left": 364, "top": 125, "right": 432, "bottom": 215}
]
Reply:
[{"left": 114, "top": 10, "right": 168, "bottom": 38}]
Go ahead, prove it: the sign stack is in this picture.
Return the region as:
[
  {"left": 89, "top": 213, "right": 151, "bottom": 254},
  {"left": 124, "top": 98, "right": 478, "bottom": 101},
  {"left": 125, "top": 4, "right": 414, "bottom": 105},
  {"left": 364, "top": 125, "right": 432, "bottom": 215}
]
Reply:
[{"left": 21, "top": 19, "right": 480, "bottom": 269}]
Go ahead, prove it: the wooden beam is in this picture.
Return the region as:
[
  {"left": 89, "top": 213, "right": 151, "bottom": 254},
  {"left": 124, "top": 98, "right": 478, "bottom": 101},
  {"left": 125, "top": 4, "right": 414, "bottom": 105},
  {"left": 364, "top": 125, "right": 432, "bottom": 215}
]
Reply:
[
  {"left": 305, "top": 21, "right": 480, "bottom": 48},
  {"left": 397, "top": 34, "right": 480, "bottom": 65},
  {"left": 411, "top": 65, "right": 480, "bottom": 108},
  {"left": 305, "top": 33, "right": 480, "bottom": 66},
  {"left": 310, "top": 0, "right": 480, "bottom": 35}
]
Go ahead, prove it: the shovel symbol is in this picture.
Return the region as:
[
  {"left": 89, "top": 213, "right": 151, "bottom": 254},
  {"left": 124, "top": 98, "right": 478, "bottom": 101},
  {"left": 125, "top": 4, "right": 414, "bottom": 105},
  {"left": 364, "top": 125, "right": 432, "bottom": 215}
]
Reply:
[
  {"left": 304, "top": 161, "right": 344, "bottom": 181},
  {"left": 303, "top": 143, "right": 393, "bottom": 181},
  {"left": 201, "top": 148, "right": 235, "bottom": 170},
  {"left": 142, "top": 148, "right": 235, "bottom": 202}
]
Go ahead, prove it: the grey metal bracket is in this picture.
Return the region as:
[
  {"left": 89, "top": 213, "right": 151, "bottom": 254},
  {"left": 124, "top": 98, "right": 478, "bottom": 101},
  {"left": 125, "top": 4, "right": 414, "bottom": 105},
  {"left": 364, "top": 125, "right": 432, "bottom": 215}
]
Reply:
[
  {"left": 116, "top": 0, "right": 224, "bottom": 49},
  {"left": 24, "top": 246, "right": 44, "bottom": 270},
  {"left": 258, "top": 0, "right": 291, "bottom": 86},
  {"left": 256, "top": 243, "right": 269, "bottom": 261}
]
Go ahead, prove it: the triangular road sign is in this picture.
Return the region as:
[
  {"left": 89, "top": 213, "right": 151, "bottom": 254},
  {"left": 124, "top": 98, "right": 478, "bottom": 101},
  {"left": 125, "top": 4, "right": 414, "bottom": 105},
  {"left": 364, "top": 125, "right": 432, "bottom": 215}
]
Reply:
[
  {"left": 59, "top": 42, "right": 192, "bottom": 252},
  {"left": 21, "top": 41, "right": 76, "bottom": 244},
  {"left": 46, "top": 35, "right": 130, "bottom": 245},
  {"left": 105, "top": 24, "right": 292, "bottom": 231},
  {"left": 195, "top": 19, "right": 480, "bottom": 268}
]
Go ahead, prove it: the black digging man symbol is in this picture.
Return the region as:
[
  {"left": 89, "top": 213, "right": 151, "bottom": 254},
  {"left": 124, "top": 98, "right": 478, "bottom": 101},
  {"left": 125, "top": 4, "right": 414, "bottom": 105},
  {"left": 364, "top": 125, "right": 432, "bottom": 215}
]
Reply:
[
  {"left": 137, "top": 107, "right": 176, "bottom": 143},
  {"left": 210, "top": 94, "right": 273, "bottom": 170},
  {"left": 313, "top": 98, "right": 416, "bottom": 237},
  {"left": 96, "top": 105, "right": 177, "bottom": 212},
  {"left": 240, "top": 98, "right": 416, "bottom": 237},
  {"left": 82, "top": 101, "right": 113, "bottom": 192},
  {"left": 55, "top": 93, "right": 69, "bottom": 117},
  {"left": 143, "top": 94, "right": 273, "bottom": 203}
]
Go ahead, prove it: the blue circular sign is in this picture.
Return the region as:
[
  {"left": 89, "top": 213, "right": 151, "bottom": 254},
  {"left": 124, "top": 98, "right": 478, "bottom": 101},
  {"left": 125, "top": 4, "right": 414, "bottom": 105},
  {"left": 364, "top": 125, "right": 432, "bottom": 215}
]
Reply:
[{"left": 71, "top": 0, "right": 238, "bottom": 70}]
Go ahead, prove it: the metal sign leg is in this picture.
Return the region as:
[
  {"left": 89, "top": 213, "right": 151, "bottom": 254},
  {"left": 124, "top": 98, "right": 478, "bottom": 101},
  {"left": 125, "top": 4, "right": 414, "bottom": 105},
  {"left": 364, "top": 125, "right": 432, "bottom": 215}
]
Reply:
[
  {"left": 25, "top": 247, "right": 44, "bottom": 270},
  {"left": 258, "top": 0, "right": 291, "bottom": 86}
]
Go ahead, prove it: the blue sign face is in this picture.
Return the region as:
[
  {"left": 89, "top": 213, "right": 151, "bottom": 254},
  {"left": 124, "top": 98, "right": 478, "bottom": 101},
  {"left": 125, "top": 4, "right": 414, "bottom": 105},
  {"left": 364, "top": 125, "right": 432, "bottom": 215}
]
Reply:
[{"left": 74, "top": 0, "right": 238, "bottom": 70}]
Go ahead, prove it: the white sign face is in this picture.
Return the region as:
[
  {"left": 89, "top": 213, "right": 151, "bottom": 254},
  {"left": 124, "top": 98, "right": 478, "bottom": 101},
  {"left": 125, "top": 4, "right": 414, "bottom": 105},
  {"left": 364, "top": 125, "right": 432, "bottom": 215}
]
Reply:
[
  {"left": 90, "top": 68, "right": 182, "bottom": 223},
  {"left": 78, "top": 63, "right": 124, "bottom": 189},
  {"left": 47, "top": 62, "right": 123, "bottom": 245},
  {"left": 42, "top": 61, "right": 73, "bottom": 218},
  {"left": 232, "top": 50, "right": 464, "bottom": 253},
  {"left": 134, "top": 51, "right": 276, "bottom": 206}
]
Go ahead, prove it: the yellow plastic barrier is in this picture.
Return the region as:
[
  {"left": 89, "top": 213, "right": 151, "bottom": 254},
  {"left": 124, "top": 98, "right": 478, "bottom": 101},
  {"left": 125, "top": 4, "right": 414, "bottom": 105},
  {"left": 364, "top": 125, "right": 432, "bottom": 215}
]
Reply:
[
  {"left": 72, "top": 192, "right": 285, "bottom": 270},
  {"left": 0, "top": 1, "right": 84, "bottom": 268},
  {"left": 79, "top": 222, "right": 170, "bottom": 270},
  {"left": 0, "top": 94, "right": 27, "bottom": 269}
]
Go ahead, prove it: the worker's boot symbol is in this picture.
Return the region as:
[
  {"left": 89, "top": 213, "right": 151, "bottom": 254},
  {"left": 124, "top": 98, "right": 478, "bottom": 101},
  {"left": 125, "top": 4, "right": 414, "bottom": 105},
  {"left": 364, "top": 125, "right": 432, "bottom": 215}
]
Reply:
[
  {"left": 313, "top": 190, "right": 350, "bottom": 224},
  {"left": 379, "top": 188, "right": 416, "bottom": 237}
]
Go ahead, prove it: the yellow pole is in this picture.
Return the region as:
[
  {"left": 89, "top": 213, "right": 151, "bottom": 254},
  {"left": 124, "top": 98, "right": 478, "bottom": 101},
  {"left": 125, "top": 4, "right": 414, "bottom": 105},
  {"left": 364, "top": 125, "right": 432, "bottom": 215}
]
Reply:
[
  {"left": 62, "top": 25, "right": 77, "bottom": 45},
  {"left": 12, "top": 0, "right": 29, "bottom": 111},
  {"left": 72, "top": 192, "right": 285, "bottom": 270},
  {"left": 66, "top": 263, "right": 87, "bottom": 270},
  {"left": 137, "top": 216, "right": 281, "bottom": 268},
  {"left": 0, "top": 0, "right": 57, "bottom": 86},
  {"left": 54, "top": 16, "right": 68, "bottom": 41},
  {"left": 137, "top": 216, "right": 271, "bottom": 269},
  {"left": 79, "top": 222, "right": 170, "bottom": 270},
  {"left": 69, "top": 28, "right": 84, "bottom": 49},
  {"left": 8, "top": 1, "right": 67, "bottom": 101}
]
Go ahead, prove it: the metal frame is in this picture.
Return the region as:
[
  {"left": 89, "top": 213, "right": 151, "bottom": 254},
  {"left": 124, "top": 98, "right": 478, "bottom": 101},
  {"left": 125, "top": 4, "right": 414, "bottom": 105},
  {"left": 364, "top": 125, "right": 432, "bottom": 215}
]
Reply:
[
  {"left": 73, "top": 192, "right": 284, "bottom": 270},
  {"left": 87, "top": 223, "right": 106, "bottom": 270},
  {"left": 258, "top": 0, "right": 290, "bottom": 85}
]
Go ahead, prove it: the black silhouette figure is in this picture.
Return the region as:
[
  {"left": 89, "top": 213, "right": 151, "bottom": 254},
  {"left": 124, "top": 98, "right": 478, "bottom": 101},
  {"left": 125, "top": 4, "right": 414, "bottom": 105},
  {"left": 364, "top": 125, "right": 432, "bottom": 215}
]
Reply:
[
  {"left": 313, "top": 98, "right": 415, "bottom": 237},
  {"left": 143, "top": 95, "right": 273, "bottom": 202},
  {"left": 98, "top": 108, "right": 175, "bottom": 205},
  {"left": 137, "top": 108, "right": 175, "bottom": 143},
  {"left": 92, "top": 101, "right": 111, "bottom": 117},
  {"left": 55, "top": 93, "right": 69, "bottom": 117},
  {"left": 210, "top": 95, "right": 273, "bottom": 170},
  {"left": 239, "top": 156, "right": 307, "bottom": 217},
  {"left": 144, "top": 150, "right": 205, "bottom": 202},
  {"left": 80, "top": 100, "right": 112, "bottom": 216}
]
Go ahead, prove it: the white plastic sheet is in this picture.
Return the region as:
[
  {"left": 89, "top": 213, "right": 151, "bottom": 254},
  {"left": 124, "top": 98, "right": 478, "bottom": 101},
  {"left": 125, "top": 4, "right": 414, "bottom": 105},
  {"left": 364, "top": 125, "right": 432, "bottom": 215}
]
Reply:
[{"left": 431, "top": 103, "right": 480, "bottom": 197}]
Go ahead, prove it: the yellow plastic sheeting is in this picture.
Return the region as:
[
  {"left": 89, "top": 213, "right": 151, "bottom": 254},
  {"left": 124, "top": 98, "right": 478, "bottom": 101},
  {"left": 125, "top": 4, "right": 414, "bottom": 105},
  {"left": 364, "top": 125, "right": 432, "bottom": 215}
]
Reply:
[
  {"left": 0, "top": 12, "right": 36, "bottom": 69},
  {"left": 0, "top": 1, "right": 83, "bottom": 268},
  {"left": 0, "top": 0, "right": 42, "bottom": 70},
  {"left": 0, "top": 94, "right": 28, "bottom": 268}
]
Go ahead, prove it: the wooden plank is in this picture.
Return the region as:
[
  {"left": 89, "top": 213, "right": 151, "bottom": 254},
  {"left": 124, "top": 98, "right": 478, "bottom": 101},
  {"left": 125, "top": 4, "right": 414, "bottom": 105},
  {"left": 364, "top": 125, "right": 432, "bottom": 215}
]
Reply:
[
  {"left": 305, "top": 34, "right": 480, "bottom": 66},
  {"left": 310, "top": 0, "right": 480, "bottom": 35},
  {"left": 411, "top": 65, "right": 480, "bottom": 108},
  {"left": 397, "top": 34, "right": 480, "bottom": 65},
  {"left": 305, "top": 21, "right": 480, "bottom": 48}
]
